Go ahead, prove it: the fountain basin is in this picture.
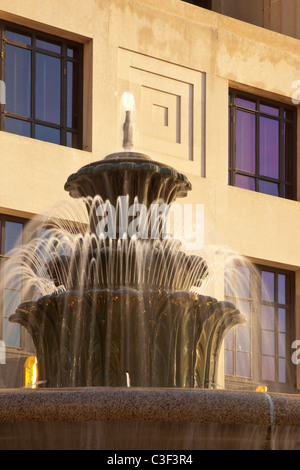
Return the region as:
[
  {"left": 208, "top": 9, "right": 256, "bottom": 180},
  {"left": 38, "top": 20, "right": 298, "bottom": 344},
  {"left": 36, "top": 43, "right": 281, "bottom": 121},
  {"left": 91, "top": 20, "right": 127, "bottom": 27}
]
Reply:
[
  {"left": 0, "top": 387, "right": 300, "bottom": 450},
  {"left": 10, "top": 289, "right": 244, "bottom": 388}
]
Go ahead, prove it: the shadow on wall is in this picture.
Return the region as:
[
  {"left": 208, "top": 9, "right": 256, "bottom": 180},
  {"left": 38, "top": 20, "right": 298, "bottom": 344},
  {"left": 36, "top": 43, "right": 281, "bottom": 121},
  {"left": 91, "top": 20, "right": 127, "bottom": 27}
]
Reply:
[{"left": 181, "top": 0, "right": 212, "bottom": 9}]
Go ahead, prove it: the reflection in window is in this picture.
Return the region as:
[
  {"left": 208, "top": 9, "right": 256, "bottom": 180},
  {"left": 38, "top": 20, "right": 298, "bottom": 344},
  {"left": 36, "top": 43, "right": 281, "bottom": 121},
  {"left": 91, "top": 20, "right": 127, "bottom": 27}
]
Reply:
[
  {"left": 225, "top": 265, "right": 295, "bottom": 392},
  {"left": 1, "top": 21, "right": 83, "bottom": 149},
  {"left": 229, "top": 90, "right": 296, "bottom": 199},
  {"left": 224, "top": 265, "right": 252, "bottom": 380},
  {"left": 4, "top": 221, "right": 23, "bottom": 253},
  {"left": 35, "top": 124, "right": 60, "bottom": 145},
  {"left": 0, "top": 217, "right": 25, "bottom": 348},
  {"left": 35, "top": 53, "right": 61, "bottom": 125},
  {"left": 5, "top": 117, "right": 31, "bottom": 137},
  {"left": 5, "top": 44, "right": 31, "bottom": 117},
  {"left": 5, "top": 29, "right": 31, "bottom": 45}
]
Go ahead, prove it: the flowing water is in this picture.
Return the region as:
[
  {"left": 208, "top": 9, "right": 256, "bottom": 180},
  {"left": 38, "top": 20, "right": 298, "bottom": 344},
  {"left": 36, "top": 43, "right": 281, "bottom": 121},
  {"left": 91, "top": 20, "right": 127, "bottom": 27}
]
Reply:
[{"left": 2, "top": 193, "right": 255, "bottom": 389}]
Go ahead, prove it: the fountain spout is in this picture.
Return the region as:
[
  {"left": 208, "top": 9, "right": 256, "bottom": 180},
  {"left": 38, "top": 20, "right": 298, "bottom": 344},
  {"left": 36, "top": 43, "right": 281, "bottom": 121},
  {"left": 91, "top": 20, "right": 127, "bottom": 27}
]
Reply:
[{"left": 123, "top": 109, "right": 133, "bottom": 150}]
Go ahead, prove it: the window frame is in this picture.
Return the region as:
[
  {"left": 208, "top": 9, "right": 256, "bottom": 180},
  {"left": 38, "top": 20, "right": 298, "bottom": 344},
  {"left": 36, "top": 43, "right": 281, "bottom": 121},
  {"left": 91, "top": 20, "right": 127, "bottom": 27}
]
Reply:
[
  {"left": 229, "top": 89, "right": 297, "bottom": 200},
  {"left": 224, "top": 263, "right": 296, "bottom": 393},
  {"left": 0, "top": 20, "right": 83, "bottom": 149}
]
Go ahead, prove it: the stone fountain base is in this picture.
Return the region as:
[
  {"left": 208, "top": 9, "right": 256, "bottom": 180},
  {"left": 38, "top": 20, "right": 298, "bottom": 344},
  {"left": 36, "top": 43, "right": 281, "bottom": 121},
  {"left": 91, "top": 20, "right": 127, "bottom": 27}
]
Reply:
[{"left": 0, "top": 388, "right": 300, "bottom": 450}]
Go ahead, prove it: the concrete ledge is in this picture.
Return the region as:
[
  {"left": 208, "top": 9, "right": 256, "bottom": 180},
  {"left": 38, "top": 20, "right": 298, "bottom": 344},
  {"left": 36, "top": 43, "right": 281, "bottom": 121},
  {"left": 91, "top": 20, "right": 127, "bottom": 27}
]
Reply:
[
  {"left": 0, "top": 387, "right": 273, "bottom": 424},
  {"left": 0, "top": 388, "right": 299, "bottom": 449}
]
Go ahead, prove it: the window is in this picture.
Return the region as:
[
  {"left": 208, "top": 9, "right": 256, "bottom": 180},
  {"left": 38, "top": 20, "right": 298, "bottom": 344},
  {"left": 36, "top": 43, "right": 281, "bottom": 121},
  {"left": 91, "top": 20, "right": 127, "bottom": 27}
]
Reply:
[
  {"left": 0, "top": 21, "right": 83, "bottom": 148},
  {"left": 229, "top": 90, "right": 296, "bottom": 199},
  {"left": 224, "top": 264, "right": 295, "bottom": 392}
]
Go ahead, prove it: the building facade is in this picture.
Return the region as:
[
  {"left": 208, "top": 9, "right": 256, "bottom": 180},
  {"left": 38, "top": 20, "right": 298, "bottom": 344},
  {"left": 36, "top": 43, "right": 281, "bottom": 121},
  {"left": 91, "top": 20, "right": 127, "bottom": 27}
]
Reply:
[{"left": 0, "top": 0, "right": 300, "bottom": 392}]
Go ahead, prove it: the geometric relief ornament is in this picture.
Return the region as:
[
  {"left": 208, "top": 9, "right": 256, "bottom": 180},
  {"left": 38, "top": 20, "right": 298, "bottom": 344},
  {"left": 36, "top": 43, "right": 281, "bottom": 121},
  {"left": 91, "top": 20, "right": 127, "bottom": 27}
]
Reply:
[{"left": 118, "top": 48, "right": 205, "bottom": 176}]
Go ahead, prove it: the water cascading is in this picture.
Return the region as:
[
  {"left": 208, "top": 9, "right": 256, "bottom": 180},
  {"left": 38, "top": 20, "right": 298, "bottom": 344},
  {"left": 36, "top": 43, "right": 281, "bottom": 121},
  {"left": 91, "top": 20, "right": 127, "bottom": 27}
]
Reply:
[{"left": 9, "top": 99, "right": 245, "bottom": 388}]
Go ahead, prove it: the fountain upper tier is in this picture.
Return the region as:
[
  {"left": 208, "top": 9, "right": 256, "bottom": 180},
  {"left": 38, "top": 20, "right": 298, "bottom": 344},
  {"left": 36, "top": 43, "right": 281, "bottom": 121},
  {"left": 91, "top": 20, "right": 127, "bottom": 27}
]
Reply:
[{"left": 64, "top": 151, "right": 192, "bottom": 206}]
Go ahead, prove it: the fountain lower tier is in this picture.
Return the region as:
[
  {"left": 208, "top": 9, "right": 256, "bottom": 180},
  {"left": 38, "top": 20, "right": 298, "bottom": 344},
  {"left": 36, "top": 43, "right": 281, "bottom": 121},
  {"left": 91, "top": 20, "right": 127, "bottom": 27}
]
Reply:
[
  {"left": 10, "top": 289, "right": 244, "bottom": 388},
  {"left": 0, "top": 388, "right": 300, "bottom": 450}
]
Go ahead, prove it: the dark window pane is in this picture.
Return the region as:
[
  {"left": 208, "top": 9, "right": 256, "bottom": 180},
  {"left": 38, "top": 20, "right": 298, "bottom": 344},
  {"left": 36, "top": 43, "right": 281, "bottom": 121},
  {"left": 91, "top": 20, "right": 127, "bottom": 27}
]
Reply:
[
  {"left": 278, "top": 333, "right": 286, "bottom": 358},
  {"left": 278, "top": 274, "right": 286, "bottom": 304},
  {"left": 278, "top": 309, "right": 286, "bottom": 333},
  {"left": 36, "top": 38, "right": 61, "bottom": 54},
  {"left": 259, "top": 117, "right": 279, "bottom": 178},
  {"left": 5, "top": 116, "right": 31, "bottom": 137},
  {"left": 235, "top": 174, "right": 255, "bottom": 191},
  {"left": 5, "top": 29, "right": 31, "bottom": 45},
  {"left": 67, "top": 47, "right": 74, "bottom": 58},
  {"left": 67, "top": 61, "right": 79, "bottom": 129},
  {"left": 4, "top": 289, "right": 21, "bottom": 318},
  {"left": 3, "top": 260, "right": 22, "bottom": 290},
  {"left": 279, "top": 358, "right": 286, "bottom": 383},
  {"left": 5, "top": 44, "right": 31, "bottom": 117},
  {"left": 258, "top": 180, "right": 279, "bottom": 197},
  {"left": 224, "top": 269, "right": 234, "bottom": 296},
  {"left": 35, "top": 124, "right": 60, "bottom": 144},
  {"left": 262, "top": 271, "right": 275, "bottom": 301},
  {"left": 5, "top": 221, "right": 23, "bottom": 253},
  {"left": 36, "top": 53, "right": 61, "bottom": 125},
  {"left": 236, "top": 97, "right": 256, "bottom": 110},
  {"left": 262, "top": 356, "right": 275, "bottom": 381},
  {"left": 262, "top": 305, "right": 275, "bottom": 330},
  {"left": 3, "top": 317, "right": 20, "bottom": 348},
  {"left": 236, "top": 110, "right": 256, "bottom": 173},
  {"left": 67, "top": 61, "right": 73, "bottom": 128},
  {"left": 260, "top": 103, "right": 279, "bottom": 117},
  {"left": 225, "top": 350, "right": 234, "bottom": 375},
  {"left": 4, "top": 288, "right": 21, "bottom": 347},
  {"left": 237, "top": 351, "right": 251, "bottom": 377},
  {"left": 285, "top": 275, "right": 292, "bottom": 304},
  {"left": 236, "top": 266, "right": 251, "bottom": 298},
  {"left": 262, "top": 330, "right": 275, "bottom": 356},
  {"left": 237, "top": 326, "right": 250, "bottom": 352},
  {"left": 284, "top": 122, "right": 293, "bottom": 183}
]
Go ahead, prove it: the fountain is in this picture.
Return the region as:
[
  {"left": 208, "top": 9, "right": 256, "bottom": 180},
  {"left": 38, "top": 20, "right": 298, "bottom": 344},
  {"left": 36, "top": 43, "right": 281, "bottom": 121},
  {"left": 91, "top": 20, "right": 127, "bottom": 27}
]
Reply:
[
  {"left": 7, "top": 112, "right": 245, "bottom": 389},
  {"left": 1, "top": 98, "right": 300, "bottom": 450}
]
